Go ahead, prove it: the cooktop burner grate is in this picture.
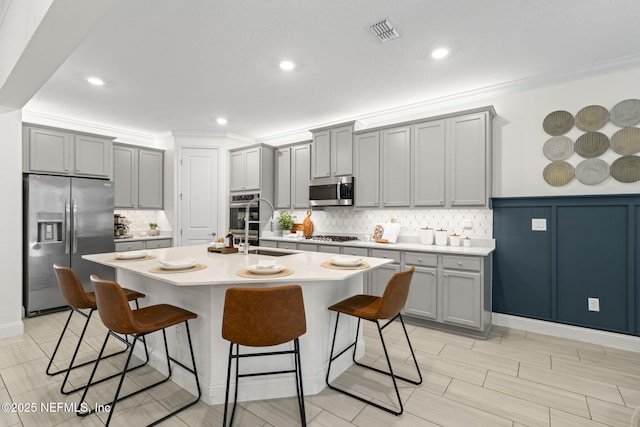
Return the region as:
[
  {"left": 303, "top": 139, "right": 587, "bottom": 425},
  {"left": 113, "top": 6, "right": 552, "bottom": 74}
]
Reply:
[{"left": 307, "top": 235, "right": 359, "bottom": 242}]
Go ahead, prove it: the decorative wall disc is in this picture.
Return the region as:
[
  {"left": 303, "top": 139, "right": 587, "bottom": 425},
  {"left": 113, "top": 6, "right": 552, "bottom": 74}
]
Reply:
[
  {"left": 543, "top": 110, "right": 575, "bottom": 136},
  {"left": 543, "top": 136, "right": 574, "bottom": 160},
  {"left": 575, "top": 132, "right": 610, "bottom": 158},
  {"left": 610, "top": 155, "right": 640, "bottom": 183},
  {"left": 575, "top": 159, "right": 610, "bottom": 185},
  {"left": 610, "top": 99, "right": 640, "bottom": 127},
  {"left": 610, "top": 127, "right": 640, "bottom": 155},
  {"left": 575, "top": 105, "right": 609, "bottom": 131},
  {"left": 543, "top": 161, "right": 575, "bottom": 186}
]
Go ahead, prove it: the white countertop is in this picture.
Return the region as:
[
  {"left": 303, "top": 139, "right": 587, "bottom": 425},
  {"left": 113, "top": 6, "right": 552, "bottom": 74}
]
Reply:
[
  {"left": 84, "top": 244, "right": 392, "bottom": 286},
  {"left": 261, "top": 236, "right": 496, "bottom": 256}
]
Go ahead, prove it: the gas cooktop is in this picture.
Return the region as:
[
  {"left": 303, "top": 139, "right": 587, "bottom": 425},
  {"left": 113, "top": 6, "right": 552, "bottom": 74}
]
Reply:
[{"left": 306, "top": 235, "right": 359, "bottom": 242}]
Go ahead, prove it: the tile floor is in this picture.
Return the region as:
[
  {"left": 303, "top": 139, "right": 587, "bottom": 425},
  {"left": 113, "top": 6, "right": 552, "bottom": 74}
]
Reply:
[{"left": 1, "top": 310, "right": 639, "bottom": 426}]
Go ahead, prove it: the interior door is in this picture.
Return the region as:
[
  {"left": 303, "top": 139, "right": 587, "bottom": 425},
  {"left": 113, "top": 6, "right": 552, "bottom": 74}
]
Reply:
[{"left": 179, "top": 147, "right": 219, "bottom": 245}]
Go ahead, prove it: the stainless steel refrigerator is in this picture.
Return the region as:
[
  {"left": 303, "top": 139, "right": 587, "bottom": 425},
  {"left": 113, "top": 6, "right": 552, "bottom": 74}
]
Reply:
[{"left": 23, "top": 174, "right": 115, "bottom": 316}]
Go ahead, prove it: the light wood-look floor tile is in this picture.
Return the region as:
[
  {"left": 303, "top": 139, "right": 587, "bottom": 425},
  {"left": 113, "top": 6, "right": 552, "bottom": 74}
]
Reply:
[{"left": 2, "top": 313, "right": 640, "bottom": 426}]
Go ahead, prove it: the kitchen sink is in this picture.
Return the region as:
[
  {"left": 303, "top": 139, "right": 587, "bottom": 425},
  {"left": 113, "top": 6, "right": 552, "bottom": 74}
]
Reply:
[{"left": 247, "top": 249, "right": 297, "bottom": 257}]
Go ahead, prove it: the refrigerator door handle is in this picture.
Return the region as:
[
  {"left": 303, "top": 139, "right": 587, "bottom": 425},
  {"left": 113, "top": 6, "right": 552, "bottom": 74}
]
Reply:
[
  {"left": 64, "top": 199, "right": 71, "bottom": 254},
  {"left": 72, "top": 199, "right": 78, "bottom": 254}
]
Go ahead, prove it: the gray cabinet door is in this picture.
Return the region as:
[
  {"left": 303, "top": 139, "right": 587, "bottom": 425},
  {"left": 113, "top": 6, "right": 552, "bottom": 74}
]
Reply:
[
  {"left": 354, "top": 131, "right": 380, "bottom": 208},
  {"left": 74, "top": 135, "right": 112, "bottom": 178},
  {"left": 274, "top": 147, "right": 291, "bottom": 209},
  {"left": 291, "top": 144, "right": 311, "bottom": 208},
  {"left": 138, "top": 149, "right": 163, "bottom": 209},
  {"left": 27, "top": 127, "right": 73, "bottom": 175},
  {"left": 311, "top": 129, "right": 331, "bottom": 178},
  {"left": 413, "top": 120, "right": 446, "bottom": 206},
  {"left": 369, "top": 263, "right": 400, "bottom": 297},
  {"left": 448, "top": 113, "right": 488, "bottom": 206},
  {"left": 113, "top": 145, "right": 137, "bottom": 208},
  {"left": 442, "top": 269, "right": 482, "bottom": 329},
  {"left": 229, "top": 150, "right": 246, "bottom": 192},
  {"left": 332, "top": 124, "right": 353, "bottom": 176},
  {"left": 405, "top": 266, "right": 438, "bottom": 320},
  {"left": 381, "top": 126, "right": 411, "bottom": 207},
  {"left": 244, "top": 147, "right": 261, "bottom": 190}
]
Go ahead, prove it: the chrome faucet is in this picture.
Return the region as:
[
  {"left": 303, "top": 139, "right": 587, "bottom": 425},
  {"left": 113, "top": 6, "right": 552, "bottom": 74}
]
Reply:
[{"left": 243, "top": 197, "right": 274, "bottom": 255}]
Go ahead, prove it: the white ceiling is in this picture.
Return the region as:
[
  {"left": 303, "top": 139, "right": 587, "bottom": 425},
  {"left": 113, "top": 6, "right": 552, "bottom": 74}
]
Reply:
[{"left": 23, "top": 0, "right": 640, "bottom": 140}]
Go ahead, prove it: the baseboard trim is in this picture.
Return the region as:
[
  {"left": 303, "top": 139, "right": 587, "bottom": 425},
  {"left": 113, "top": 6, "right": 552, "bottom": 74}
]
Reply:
[
  {"left": 492, "top": 313, "right": 640, "bottom": 352},
  {"left": 0, "top": 321, "right": 24, "bottom": 340}
]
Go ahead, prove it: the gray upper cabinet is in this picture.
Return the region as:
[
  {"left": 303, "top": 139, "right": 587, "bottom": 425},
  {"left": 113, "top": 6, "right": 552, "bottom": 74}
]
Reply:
[
  {"left": 113, "top": 143, "right": 164, "bottom": 209},
  {"left": 274, "top": 142, "right": 311, "bottom": 209},
  {"left": 113, "top": 145, "right": 136, "bottom": 207},
  {"left": 291, "top": 143, "right": 311, "bottom": 208},
  {"left": 448, "top": 112, "right": 490, "bottom": 207},
  {"left": 353, "top": 106, "right": 494, "bottom": 209},
  {"left": 310, "top": 122, "right": 355, "bottom": 178},
  {"left": 230, "top": 146, "right": 264, "bottom": 192},
  {"left": 381, "top": 126, "right": 411, "bottom": 207},
  {"left": 274, "top": 147, "right": 292, "bottom": 209},
  {"left": 353, "top": 131, "right": 380, "bottom": 208},
  {"left": 23, "top": 125, "right": 113, "bottom": 179},
  {"left": 138, "top": 149, "right": 164, "bottom": 209},
  {"left": 412, "top": 120, "right": 446, "bottom": 206}
]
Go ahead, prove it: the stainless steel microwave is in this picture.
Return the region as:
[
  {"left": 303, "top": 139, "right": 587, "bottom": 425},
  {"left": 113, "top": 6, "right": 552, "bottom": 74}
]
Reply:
[{"left": 309, "top": 176, "right": 354, "bottom": 207}]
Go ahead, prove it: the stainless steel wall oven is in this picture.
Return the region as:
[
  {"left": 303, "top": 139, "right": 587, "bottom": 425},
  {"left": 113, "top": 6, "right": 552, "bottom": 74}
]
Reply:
[{"left": 229, "top": 193, "right": 260, "bottom": 245}]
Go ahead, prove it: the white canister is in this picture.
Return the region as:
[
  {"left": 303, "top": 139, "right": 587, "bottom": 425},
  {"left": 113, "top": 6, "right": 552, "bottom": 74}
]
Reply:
[
  {"left": 449, "top": 234, "right": 461, "bottom": 247},
  {"left": 434, "top": 229, "right": 448, "bottom": 246},
  {"left": 463, "top": 237, "right": 472, "bottom": 247},
  {"left": 419, "top": 228, "right": 434, "bottom": 245}
]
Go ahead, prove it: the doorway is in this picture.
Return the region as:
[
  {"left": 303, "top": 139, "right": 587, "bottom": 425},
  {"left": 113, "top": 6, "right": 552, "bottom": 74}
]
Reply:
[{"left": 179, "top": 147, "right": 219, "bottom": 245}]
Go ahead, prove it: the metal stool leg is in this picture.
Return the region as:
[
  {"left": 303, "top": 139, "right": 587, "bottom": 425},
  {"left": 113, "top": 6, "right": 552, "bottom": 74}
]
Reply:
[{"left": 326, "top": 312, "right": 422, "bottom": 416}]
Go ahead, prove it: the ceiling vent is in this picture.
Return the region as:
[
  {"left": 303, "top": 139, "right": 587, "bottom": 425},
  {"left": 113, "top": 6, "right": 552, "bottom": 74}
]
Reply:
[{"left": 370, "top": 19, "right": 400, "bottom": 42}]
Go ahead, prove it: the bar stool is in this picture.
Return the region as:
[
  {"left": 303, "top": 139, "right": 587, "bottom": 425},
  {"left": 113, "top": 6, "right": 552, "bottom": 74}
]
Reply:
[
  {"left": 47, "top": 263, "right": 148, "bottom": 395},
  {"left": 221, "top": 285, "right": 307, "bottom": 427},
  {"left": 325, "top": 266, "right": 422, "bottom": 416},
  {"left": 80, "top": 275, "right": 201, "bottom": 427}
]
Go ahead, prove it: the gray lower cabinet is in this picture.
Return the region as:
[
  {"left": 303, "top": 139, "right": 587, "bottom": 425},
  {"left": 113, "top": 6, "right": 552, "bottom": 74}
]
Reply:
[
  {"left": 317, "top": 245, "right": 340, "bottom": 254},
  {"left": 277, "top": 241, "right": 298, "bottom": 250},
  {"left": 260, "top": 240, "right": 278, "bottom": 248},
  {"left": 368, "top": 249, "right": 401, "bottom": 296},
  {"left": 404, "top": 252, "right": 438, "bottom": 320},
  {"left": 23, "top": 125, "right": 113, "bottom": 179},
  {"left": 115, "top": 238, "right": 172, "bottom": 252},
  {"left": 441, "top": 255, "right": 483, "bottom": 329}
]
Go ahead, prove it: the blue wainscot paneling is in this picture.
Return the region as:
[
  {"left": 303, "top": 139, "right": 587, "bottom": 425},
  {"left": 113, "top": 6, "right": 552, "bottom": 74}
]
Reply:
[{"left": 492, "top": 195, "right": 639, "bottom": 336}]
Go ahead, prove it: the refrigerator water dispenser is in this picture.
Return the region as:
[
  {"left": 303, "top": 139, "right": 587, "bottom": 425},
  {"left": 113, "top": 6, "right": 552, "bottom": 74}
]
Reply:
[{"left": 37, "top": 212, "right": 63, "bottom": 242}]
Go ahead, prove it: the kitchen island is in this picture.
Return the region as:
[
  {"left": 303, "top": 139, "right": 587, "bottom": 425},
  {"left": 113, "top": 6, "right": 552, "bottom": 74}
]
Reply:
[{"left": 83, "top": 244, "right": 392, "bottom": 405}]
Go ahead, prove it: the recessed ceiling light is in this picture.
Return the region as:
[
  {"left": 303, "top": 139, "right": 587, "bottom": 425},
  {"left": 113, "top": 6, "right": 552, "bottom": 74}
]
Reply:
[
  {"left": 279, "top": 61, "right": 295, "bottom": 71},
  {"left": 86, "top": 76, "right": 105, "bottom": 86},
  {"left": 216, "top": 117, "right": 228, "bottom": 125},
  {"left": 431, "top": 48, "right": 449, "bottom": 59}
]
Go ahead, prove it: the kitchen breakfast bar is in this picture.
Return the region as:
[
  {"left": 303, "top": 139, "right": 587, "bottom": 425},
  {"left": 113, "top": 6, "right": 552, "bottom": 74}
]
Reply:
[{"left": 83, "top": 245, "right": 392, "bottom": 405}]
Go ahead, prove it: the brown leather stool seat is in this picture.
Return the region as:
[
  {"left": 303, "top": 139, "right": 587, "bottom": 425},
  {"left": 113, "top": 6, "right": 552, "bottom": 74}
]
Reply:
[
  {"left": 222, "top": 285, "right": 307, "bottom": 426},
  {"left": 326, "top": 266, "right": 422, "bottom": 416},
  {"left": 78, "top": 275, "right": 201, "bottom": 427},
  {"left": 47, "top": 263, "right": 148, "bottom": 395}
]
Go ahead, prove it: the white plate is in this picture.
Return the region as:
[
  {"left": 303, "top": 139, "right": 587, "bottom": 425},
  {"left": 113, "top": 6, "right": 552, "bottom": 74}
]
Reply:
[
  {"left": 330, "top": 256, "right": 362, "bottom": 267},
  {"left": 114, "top": 251, "right": 147, "bottom": 260},
  {"left": 248, "top": 264, "right": 285, "bottom": 274},
  {"left": 159, "top": 257, "right": 196, "bottom": 270}
]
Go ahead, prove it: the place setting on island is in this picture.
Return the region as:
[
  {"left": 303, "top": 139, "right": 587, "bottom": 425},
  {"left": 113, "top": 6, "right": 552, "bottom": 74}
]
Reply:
[
  {"left": 321, "top": 255, "right": 370, "bottom": 270},
  {"left": 236, "top": 259, "right": 294, "bottom": 278}
]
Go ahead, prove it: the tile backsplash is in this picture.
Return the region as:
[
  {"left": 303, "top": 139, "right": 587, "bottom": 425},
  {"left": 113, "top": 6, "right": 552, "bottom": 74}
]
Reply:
[
  {"left": 114, "top": 210, "right": 172, "bottom": 232},
  {"left": 283, "top": 208, "right": 493, "bottom": 239}
]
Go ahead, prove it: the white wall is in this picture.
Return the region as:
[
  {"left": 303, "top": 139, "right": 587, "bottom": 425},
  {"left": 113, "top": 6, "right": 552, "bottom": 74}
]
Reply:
[{"left": 0, "top": 109, "right": 24, "bottom": 338}]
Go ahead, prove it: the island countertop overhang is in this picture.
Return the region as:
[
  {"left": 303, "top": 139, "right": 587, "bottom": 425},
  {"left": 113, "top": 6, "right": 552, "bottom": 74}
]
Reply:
[{"left": 82, "top": 244, "right": 393, "bottom": 287}]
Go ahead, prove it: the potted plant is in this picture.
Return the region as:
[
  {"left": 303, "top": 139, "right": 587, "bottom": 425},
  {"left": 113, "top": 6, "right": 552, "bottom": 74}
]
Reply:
[
  {"left": 278, "top": 212, "right": 293, "bottom": 235},
  {"left": 148, "top": 222, "right": 159, "bottom": 236}
]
